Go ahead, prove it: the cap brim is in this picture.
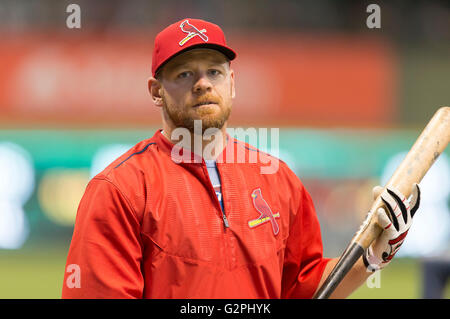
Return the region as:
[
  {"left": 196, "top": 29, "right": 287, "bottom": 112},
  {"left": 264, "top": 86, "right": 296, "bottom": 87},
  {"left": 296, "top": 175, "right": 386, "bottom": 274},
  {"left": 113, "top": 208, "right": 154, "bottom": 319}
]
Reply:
[{"left": 154, "top": 43, "right": 236, "bottom": 76}]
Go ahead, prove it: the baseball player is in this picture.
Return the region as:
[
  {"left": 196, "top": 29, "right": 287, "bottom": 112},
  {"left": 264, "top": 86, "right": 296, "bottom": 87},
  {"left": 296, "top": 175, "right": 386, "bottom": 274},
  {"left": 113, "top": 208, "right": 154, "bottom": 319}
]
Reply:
[{"left": 62, "top": 18, "right": 421, "bottom": 299}]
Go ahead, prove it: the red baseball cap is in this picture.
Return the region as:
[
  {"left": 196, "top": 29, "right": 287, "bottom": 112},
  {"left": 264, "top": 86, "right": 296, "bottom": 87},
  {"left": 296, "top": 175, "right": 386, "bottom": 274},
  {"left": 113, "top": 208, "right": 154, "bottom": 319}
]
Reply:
[{"left": 152, "top": 18, "right": 237, "bottom": 76}]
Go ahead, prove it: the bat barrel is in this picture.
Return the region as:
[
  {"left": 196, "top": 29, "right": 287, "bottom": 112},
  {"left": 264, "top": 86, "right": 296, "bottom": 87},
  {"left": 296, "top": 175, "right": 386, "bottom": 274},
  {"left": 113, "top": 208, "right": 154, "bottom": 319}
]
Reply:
[{"left": 383, "top": 106, "right": 450, "bottom": 198}]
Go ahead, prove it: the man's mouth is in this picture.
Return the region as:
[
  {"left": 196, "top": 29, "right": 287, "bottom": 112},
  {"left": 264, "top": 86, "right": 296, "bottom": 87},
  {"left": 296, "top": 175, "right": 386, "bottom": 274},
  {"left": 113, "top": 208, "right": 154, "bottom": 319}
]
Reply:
[{"left": 193, "top": 101, "right": 218, "bottom": 107}]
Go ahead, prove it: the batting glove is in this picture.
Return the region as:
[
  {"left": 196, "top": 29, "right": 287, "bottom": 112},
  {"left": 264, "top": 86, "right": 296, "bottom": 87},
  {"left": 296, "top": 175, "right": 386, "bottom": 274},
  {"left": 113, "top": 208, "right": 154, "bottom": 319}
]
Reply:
[{"left": 363, "top": 184, "right": 421, "bottom": 271}]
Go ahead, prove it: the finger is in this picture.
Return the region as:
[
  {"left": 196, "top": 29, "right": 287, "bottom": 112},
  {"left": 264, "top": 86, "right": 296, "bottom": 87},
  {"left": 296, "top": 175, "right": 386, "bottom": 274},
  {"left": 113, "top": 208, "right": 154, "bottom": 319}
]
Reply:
[
  {"left": 386, "top": 187, "right": 408, "bottom": 226},
  {"left": 381, "top": 191, "right": 400, "bottom": 231},
  {"left": 372, "top": 186, "right": 383, "bottom": 200},
  {"left": 376, "top": 207, "right": 393, "bottom": 230},
  {"left": 409, "top": 183, "right": 421, "bottom": 218}
]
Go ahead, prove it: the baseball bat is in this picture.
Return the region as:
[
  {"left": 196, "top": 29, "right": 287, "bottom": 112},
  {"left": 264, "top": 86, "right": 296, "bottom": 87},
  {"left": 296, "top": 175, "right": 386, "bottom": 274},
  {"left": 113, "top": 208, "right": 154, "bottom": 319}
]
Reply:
[{"left": 314, "top": 106, "right": 450, "bottom": 299}]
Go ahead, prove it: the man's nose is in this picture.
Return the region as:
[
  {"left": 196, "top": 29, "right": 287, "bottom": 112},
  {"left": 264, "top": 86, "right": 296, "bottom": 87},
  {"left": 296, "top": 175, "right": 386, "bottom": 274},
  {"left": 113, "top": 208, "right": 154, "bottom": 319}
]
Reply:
[{"left": 193, "top": 75, "right": 212, "bottom": 94}]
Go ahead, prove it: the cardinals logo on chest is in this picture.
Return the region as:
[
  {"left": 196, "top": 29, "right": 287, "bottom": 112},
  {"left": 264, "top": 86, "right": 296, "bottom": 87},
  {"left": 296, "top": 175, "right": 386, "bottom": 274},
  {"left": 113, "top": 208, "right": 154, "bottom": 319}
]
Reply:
[{"left": 248, "top": 188, "right": 280, "bottom": 235}]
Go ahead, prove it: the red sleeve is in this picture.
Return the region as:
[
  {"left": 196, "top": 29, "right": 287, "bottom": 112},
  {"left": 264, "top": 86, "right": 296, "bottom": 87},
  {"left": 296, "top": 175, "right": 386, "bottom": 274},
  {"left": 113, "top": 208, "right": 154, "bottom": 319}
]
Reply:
[
  {"left": 281, "top": 183, "right": 331, "bottom": 299},
  {"left": 62, "top": 177, "right": 144, "bottom": 298}
]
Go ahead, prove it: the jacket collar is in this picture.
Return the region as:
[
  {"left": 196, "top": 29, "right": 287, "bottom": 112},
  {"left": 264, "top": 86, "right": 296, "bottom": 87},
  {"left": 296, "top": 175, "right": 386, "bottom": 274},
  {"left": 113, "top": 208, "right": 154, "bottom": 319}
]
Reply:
[{"left": 152, "top": 129, "right": 236, "bottom": 164}]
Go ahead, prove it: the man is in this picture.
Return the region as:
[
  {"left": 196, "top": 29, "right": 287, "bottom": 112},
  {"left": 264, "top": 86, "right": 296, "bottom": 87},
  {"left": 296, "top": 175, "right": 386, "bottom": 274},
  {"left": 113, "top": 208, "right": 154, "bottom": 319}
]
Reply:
[{"left": 62, "top": 18, "right": 420, "bottom": 299}]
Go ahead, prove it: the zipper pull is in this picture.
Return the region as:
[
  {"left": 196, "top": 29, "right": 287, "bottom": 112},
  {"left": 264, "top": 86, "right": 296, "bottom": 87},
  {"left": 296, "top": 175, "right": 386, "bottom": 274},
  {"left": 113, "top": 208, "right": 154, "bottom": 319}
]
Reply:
[{"left": 222, "top": 212, "right": 230, "bottom": 228}]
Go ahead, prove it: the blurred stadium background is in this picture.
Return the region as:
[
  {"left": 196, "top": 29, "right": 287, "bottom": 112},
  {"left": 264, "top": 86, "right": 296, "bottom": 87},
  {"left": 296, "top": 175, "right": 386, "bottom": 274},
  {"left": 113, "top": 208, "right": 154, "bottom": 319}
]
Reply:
[{"left": 0, "top": 0, "right": 449, "bottom": 299}]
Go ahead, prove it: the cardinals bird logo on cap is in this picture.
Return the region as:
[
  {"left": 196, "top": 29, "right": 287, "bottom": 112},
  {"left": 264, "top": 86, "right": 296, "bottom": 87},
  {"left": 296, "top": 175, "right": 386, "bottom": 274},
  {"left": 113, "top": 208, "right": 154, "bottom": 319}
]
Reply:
[{"left": 179, "top": 19, "right": 208, "bottom": 46}]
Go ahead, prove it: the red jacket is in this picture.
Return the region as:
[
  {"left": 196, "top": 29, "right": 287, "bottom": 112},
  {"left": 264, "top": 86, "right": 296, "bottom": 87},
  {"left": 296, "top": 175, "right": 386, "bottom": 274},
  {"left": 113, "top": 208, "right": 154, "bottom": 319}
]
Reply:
[{"left": 62, "top": 130, "right": 330, "bottom": 298}]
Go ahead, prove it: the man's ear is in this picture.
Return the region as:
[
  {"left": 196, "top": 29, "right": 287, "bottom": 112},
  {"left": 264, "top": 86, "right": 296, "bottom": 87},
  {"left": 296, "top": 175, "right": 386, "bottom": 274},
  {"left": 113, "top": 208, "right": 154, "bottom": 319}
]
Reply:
[
  {"left": 148, "top": 77, "right": 164, "bottom": 107},
  {"left": 230, "top": 69, "right": 235, "bottom": 99}
]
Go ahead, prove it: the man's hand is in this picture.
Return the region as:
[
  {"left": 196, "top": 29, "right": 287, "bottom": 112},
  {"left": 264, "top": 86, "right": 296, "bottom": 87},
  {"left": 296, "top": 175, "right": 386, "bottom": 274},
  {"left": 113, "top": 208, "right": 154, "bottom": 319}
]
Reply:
[{"left": 363, "top": 184, "right": 421, "bottom": 271}]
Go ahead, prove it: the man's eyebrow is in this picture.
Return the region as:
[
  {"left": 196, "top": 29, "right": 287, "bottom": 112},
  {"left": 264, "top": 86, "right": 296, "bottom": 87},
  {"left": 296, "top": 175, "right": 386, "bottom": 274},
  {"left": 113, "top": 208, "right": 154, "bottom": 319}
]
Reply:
[
  {"left": 167, "top": 59, "right": 229, "bottom": 72},
  {"left": 166, "top": 60, "right": 189, "bottom": 71},
  {"left": 208, "top": 59, "right": 229, "bottom": 67}
]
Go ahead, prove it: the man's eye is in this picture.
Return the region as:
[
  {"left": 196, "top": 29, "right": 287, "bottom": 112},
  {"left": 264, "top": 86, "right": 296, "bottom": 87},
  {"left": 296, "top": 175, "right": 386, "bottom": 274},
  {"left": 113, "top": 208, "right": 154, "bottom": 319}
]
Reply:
[
  {"left": 208, "top": 69, "right": 221, "bottom": 76},
  {"left": 177, "top": 71, "right": 192, "bottom": 79}
]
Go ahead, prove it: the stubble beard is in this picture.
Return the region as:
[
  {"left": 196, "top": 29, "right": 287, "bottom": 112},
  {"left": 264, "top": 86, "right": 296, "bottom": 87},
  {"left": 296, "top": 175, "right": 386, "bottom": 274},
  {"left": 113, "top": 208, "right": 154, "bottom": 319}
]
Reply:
[{"left": 162, "top": 95, "right": 232, "bottom": 134}]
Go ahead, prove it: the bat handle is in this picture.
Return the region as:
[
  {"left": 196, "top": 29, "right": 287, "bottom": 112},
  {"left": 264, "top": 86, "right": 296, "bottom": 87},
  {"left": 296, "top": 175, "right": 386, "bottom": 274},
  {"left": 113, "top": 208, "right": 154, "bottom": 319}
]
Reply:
[
  {"left": 313, "top": 219, "right": 383, "bottom": 299},
  {"left": 313, "top": 242, "right": 365, "bottom": 299}
]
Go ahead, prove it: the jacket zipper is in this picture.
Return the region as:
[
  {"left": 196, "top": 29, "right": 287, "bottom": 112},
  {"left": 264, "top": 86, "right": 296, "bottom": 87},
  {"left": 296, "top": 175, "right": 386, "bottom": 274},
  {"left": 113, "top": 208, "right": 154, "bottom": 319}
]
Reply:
[
  {"left": 202, "top": 161, "right": 229, "bottom": 228},
  {"left": 216, "top": 161, "right": 235, "bottom": 270},
  {"left": 222, "top": 211, "right": 230, "bottom": 228}
]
